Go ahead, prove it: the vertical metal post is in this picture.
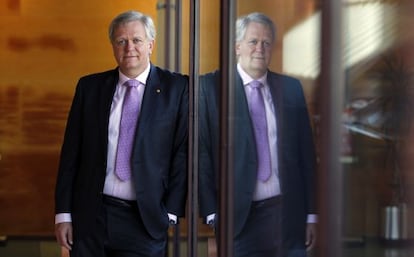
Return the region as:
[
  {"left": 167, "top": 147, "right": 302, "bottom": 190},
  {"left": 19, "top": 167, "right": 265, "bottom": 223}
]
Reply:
[
  {"left": 318, "top": 1, "right": 344, "bottom": 257},
  {"left": 164, "top": 0, "right": 171, "bottom": 69},
  {"left": 218, "top": 0, "right": 236, "bottom": 257},
  {"left": 172, "top": 2, "right": 182, "bottom": 255},
  {"left": 174, "top": 0, "right": 182, "bottom": 72},
  {"left": 187, "top": 0, "right": 199, "bottom": 256}
]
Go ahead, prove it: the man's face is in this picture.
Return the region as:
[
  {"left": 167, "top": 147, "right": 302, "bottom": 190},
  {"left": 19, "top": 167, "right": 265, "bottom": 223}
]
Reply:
[
  {"left": 236, "top": 22, "right": 273, "bottom": 79},
  {"left": 111, "top": 20, "right": 154, "bottom": 78}
]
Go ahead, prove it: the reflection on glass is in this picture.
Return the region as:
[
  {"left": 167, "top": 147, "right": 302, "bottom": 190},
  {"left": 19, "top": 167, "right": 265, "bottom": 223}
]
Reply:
[
  {"left": 198, "top": 12, "right": 317, "bottom": 257},
  {"left": 341, "top": 0, "right": 413, "bottom": 252},
  {"left": 339, "top": 0, "right": 414, "bottom": 256}
]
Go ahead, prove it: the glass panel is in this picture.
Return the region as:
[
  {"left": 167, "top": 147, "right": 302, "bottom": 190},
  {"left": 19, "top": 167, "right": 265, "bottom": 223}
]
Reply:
[
  {"left": 197, "top": 1, "right": 221, "bottom": 256},
  {"left": 341, "top": 0, "right": 414, "bottom": 256},
  {"left": 198, "top": 1, "right": 322, "bottom": 256},
  {"left": 236, "top": 2, "right": 322, "bottom": 257}
]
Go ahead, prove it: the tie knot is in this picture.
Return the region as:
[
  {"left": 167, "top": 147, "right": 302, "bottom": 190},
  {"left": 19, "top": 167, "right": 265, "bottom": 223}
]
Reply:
[
  {"left": 250, "top": 80, "right": 263, "bottom": 89},
  {"left": 124, "top": 79, "right": 140, "bottom": 88}
]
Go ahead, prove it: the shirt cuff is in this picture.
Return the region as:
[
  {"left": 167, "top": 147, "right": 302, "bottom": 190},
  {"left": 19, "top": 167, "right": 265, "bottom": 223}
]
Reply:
[
  {"left": 168, "top": 213, "right": 177, "bottom": 224},
  {"left": 206, "top": 213, "right": 216, "bottom": 225},
  {"left": 55, "top": 213, "right": 72, "bottom": 224},
  {"left": 307, "top": 214, "right": 318, "bottom": 223}
]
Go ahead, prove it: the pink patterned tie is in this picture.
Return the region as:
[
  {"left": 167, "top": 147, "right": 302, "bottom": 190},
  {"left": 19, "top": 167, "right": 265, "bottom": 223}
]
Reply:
[
  {"left": 115, "top": 79, "right": 142, "bottom": 181},
  {"left": 247, "top": 80, "right": 272, "bottom": 182}
]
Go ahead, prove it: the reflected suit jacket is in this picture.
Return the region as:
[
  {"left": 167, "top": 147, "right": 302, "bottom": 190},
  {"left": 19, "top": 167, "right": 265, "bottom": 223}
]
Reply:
[
  {"left": 55, "top": 65, "right": 188, "bottom": 240},
  {"left": 198, "top": 70, "right": 316, "bottom": 251}
]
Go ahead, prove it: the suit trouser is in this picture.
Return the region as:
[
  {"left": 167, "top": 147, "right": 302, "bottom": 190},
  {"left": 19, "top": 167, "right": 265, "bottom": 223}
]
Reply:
[
  {"left": 70, "top": 195, "right": 167, "bottom": 257},
  {"left": 234, "top": 196, "right": 282, "bottom": 257}
]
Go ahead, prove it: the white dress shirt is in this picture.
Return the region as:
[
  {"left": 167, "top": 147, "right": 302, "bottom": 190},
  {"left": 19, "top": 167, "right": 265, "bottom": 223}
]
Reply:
[
  {"left": 56, "top": 64, "right": 176, "bottom": 224},
  {"left": 238, "top": 64, "right": 281, "bottom": 201},
  {"left": 102, "top": 67, "right": 149, "bottom": 200},
  {"left": 238, "top": 64, "right": 316, "bottom": 223},
  {"left": 207, "top": 64, "right": 317, "bottom": 224}
]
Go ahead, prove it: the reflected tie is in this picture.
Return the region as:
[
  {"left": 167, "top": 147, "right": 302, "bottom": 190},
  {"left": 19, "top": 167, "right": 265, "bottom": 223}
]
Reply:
[
  {"left": 115, "top": 79, "right": 142, "bottom": 181},
  {"left": 248, "top": 80, "right": 272, "bottom": 182}
]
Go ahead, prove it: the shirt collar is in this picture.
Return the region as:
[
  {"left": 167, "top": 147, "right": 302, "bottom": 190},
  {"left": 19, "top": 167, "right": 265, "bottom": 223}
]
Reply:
[
  {"left": 237, "top": 63, "right": 267, "bottom": 86},
  {"left": 118, "top": 63, "right": 151, "bottom": 86}
]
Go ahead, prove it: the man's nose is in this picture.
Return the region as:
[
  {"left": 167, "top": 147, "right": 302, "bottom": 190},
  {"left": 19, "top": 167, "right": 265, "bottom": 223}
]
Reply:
[
  {"left": 255, "top": 42, "right": 265, "bottom": 51},
  {"left": 124, "top": 40, "right": 136, "bottom": 49}
]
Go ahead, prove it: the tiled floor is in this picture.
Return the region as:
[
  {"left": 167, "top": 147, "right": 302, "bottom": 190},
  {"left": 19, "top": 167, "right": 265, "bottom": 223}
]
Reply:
[{"left": 0, "top": 237, "right": 412, "bottom": 257}]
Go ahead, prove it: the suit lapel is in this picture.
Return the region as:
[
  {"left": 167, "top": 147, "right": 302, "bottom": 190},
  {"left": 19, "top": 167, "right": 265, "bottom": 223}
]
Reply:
[
  {"left": 234, "top": 74, "right": 252, "bottom": 139},
  {"left": 99, "top": 69, "right": 118, "bottom": 153},
  {"left": 134, "top": 65, "right": 161, "bottom": 139},
  {"left": 234, "top": 73, "right": 257, "bottom": 191},
  {"left": 267, "top": 72, "right": 285, "bottom": 192},
  {"left": 267, "top": 72, "right": 283, "bottom": 130}
]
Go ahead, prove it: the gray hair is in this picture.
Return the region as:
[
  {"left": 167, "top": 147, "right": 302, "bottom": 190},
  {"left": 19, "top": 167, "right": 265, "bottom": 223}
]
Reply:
[
  {"left": 235, "top": 12, "right": 276, "bottom": 43},
  {"left": 108, "top": 10, "right": 156, "bottom": 42}
]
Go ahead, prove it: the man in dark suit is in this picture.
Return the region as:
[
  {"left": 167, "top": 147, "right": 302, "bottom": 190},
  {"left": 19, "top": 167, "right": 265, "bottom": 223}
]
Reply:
[
  {"left": 54, "top": 10, "right": 188, "bottom": 257},
  {"left": 199, "top": 12, "right": 317, "bottom": 257}
]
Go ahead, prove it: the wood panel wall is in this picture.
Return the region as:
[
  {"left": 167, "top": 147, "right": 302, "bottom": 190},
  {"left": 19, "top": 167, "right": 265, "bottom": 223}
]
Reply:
[{"left": 0, "top": 0, "right": 158, "bottom": 236}]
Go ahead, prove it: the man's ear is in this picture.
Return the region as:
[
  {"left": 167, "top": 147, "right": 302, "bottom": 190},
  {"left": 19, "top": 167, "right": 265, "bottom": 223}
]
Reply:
[
  {"left": 235, "top": 42, "right": 241, "bottom": 56},
  {"left": 148, "top": 40, "right": 155, "bottom": 55}
]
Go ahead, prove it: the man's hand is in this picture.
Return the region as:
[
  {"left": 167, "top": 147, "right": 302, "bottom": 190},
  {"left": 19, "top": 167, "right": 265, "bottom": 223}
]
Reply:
[
  {"left": 306, "top": 223, "right": 317, "bottom": 251},
  {"left": 55, "top": 222, "right": 73, "bottom": 251}
]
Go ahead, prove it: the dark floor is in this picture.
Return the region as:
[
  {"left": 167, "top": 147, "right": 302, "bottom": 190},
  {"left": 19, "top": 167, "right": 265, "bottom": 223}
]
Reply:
[
  {"left": 0, "top": 236, "right": 60, "bottom": 257},
  {"left": 0, "top": 236, "right": 208, "bottom": 257},
  {"left": 0, "top": 236, "right": 412, "bottom": 257},
  {"left": 341, "top": 238, "right": 414, "bottom": 257}
]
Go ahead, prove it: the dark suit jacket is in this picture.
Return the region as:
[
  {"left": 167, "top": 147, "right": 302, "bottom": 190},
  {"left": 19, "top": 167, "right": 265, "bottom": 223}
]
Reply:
[
  {"left": 198, "top": 70, "right": 316, "bottom": 252},
  {"left": 55, "top": 64, "right": 188, "bottom": 240}
]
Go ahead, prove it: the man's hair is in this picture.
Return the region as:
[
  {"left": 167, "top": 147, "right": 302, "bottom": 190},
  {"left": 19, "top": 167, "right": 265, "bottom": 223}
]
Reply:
[
  {"left": 235, "top": 12, "right": 276, "bottom": 43},
  {"left": 108, "top": 10, "right": 156, "bottom": 42}
]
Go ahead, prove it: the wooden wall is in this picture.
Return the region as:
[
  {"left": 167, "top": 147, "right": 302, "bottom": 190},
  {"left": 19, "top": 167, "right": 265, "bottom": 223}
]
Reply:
[{"left": 0, "top": 0, "right": 158, "bottom": 236}]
